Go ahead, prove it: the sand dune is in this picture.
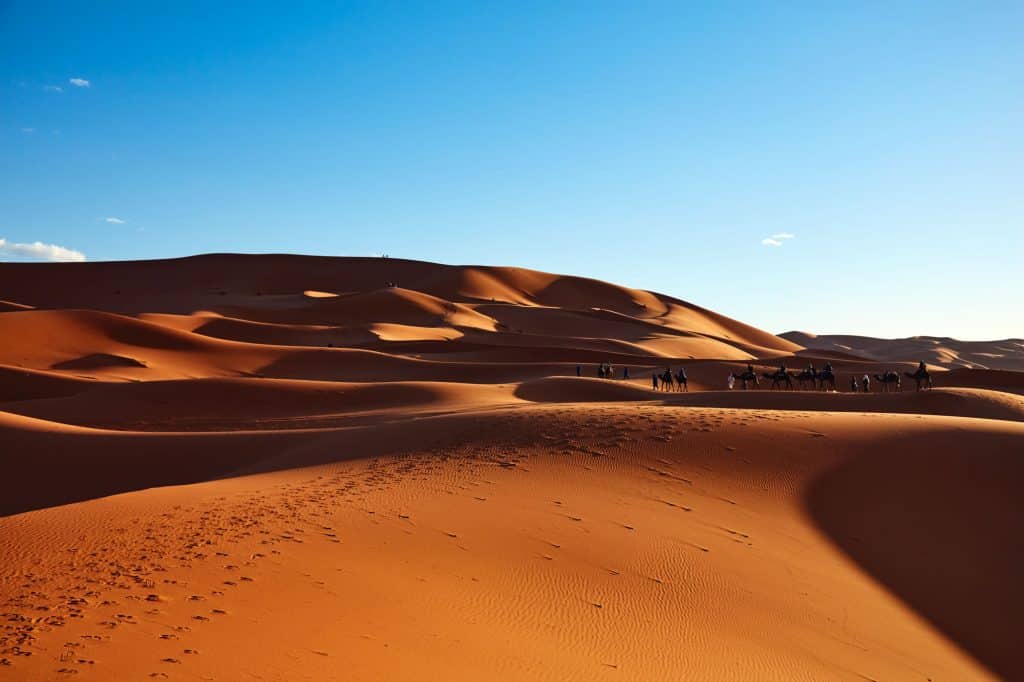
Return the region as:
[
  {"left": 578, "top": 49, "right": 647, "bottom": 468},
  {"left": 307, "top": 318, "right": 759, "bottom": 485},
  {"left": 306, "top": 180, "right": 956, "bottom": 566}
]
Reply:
[
  {"left": 783, "top": 330, "right": 1024, "bottom": 371},
  {"left": 0, "top": 255, "right": 1020, "bottom": 680}
]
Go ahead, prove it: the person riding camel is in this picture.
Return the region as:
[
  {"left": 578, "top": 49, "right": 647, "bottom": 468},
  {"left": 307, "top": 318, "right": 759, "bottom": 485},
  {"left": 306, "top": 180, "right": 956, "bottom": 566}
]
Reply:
[
  {"left": 918, "top": 360, "right": 927, "bottom": 374},
  {"left": 823, "top": 362, "right": 833, "bottom": 375},
  {"left": 746, "top": 364, "right": 755, "bottom": 376}
]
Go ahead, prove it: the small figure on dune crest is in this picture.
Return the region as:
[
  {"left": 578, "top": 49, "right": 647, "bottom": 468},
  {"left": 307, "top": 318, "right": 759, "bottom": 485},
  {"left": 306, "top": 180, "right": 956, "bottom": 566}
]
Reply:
[
  {"left": 675, "top": 367, "right": 687, "bottom": 392},
  {"left": 850, "top": 375, "right": 858, "bottom": 392},
  {"left": 576, "top": 365, "right": 581, "bottom": 377},
  {"left": 862, "top": 374, "right": 870, "bottom": 392},
  {"left": 727, "top": 373, "right": 735, "bottom": 390},
  {"left": 623, "top": 366, "right": 630, "bottom": 380},
  {"left": 652, "top": 372, "right": 659, "bottom": 390}
]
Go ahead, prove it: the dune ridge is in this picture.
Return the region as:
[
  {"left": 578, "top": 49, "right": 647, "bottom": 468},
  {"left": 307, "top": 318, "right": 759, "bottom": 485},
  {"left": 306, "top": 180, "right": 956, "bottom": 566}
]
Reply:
[{"left": 783, "top": 330, "right": 1024, "bottom": 371}]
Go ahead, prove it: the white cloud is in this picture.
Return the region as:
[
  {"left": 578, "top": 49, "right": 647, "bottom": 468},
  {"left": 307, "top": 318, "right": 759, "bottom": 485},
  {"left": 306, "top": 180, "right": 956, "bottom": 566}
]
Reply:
[
  {"left": 20, "top": 127, "right": 35, "bottom": 133},
  {"left": 69, "top": 77, "right": 90, "bottom": 88},
  {"left": 43, "top": 85, "right": 63, "bottom": 93},
  {"left": 104, "top": 217, "right": 125, "bottom": 224},
  {"left": 0, "top": 238, "right": 86, "bottom": 262},
  {"left": 762, "top": 232, "right": 796, "bottom": 247}
]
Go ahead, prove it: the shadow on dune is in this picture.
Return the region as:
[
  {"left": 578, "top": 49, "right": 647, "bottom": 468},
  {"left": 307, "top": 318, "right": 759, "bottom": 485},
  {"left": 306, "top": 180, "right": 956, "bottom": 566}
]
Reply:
[
  {"left": 805, "top": 436, "right": 1024, "bottom": 680},
  {"left": 52, "top": 353, "right": 148, "bottom": 370},
  {"left": 514, "top": 377, "right": 660, "bottom": 403}
]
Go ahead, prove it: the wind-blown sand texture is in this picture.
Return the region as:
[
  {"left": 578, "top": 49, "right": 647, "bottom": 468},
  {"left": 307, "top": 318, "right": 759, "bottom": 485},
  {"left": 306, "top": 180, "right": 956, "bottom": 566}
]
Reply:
[{"left": 1, "top": 255, "right": 1020, "bottom": 681}]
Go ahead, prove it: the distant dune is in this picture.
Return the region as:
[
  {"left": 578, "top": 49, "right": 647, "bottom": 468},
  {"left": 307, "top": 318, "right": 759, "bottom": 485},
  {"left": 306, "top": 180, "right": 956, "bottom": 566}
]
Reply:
[
  {"left": 782, "top": 330, "right": 1024, "bottom": 371},
  {"left": 1, "top": 254, "right": 1020, "bottom": 681}
]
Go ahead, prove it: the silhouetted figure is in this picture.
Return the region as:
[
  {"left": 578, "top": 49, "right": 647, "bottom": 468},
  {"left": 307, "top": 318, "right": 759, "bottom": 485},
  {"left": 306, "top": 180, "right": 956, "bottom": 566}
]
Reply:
[
  {"left": 676, "top": 367, "right": 688, "bottom": 392},
  {"left": 623, "top": 367, "right": 629, "bottom": 380},
  {"left": 905, "top": 361, "right": 933, "bottom": 390},
  {"left": 862, "top": 374, "right": 870, "bottom": 392},
  {"left": 851, "top": 376, "right": 858, "bottom": 392},
  {"left": 818, "top": 362, "right": 836, "bottom": 391},
  {"left": 873, "top": 371, "right": 901, "bottom": 392},
  {"left": 576, "top": 365, "right": 581, "bottom": 377},
  {"left": 652, "top": 373, "right": 659, "bottom": 390}
]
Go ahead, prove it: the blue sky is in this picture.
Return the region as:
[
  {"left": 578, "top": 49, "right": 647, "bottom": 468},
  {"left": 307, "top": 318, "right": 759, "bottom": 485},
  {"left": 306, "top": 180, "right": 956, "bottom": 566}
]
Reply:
[{"left": 2, "top": 2, "right": 1022, "bottom": 339}]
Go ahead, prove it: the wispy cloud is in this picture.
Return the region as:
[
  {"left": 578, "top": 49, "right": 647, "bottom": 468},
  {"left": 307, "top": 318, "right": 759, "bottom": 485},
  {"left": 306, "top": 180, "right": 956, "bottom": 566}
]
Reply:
[
  {"left": 0, "top": 238, "right": 86, "bottom": 262},
  {"left": 69, "top": 77, "right": 90, "bottom": 88},
  {"left": 20, "top": 127, "right": 35, "bottom": 133},
  {"left": 761, "top": 232, "right": 796, "bottom": 247},
  {"left": 43, "top": 85, "right": 63, "bottom": 93},
  {"left": 104, "top": 217, "right": 125, "bottom": 224}
]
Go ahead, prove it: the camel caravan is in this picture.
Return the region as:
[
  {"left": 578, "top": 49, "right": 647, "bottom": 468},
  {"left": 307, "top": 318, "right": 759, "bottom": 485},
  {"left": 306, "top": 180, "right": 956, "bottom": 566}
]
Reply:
[
  {"left": 588, "top": 360, "right": 934, "bottom": 393},
  {"left": 729, "top": 361, "right": 933, "bottom": 392}
]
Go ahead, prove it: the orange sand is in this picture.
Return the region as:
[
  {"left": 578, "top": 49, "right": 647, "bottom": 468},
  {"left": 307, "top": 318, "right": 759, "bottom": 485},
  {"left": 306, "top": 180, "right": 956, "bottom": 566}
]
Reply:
[{"left": 1, "top": 255, "right": 1020, "bottom": 681}]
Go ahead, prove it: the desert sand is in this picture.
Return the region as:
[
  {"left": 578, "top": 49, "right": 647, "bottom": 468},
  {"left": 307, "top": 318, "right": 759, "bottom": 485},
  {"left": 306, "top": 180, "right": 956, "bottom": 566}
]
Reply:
[
  {"left": 1, "top": 254, "right": 1020, "bottom": 681},
  {"left": 782, "top": 330, "right": 1024, "bottom": 372}
]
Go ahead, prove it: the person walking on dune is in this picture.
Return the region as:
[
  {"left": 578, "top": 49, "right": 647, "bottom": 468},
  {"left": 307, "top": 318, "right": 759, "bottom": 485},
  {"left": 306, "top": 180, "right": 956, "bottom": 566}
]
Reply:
[
  {"left": 727, "top": 373, "right": 735, "bottom": 390},
  {"left": 652, "top": 373, "right": 659, "bottom": 390}
]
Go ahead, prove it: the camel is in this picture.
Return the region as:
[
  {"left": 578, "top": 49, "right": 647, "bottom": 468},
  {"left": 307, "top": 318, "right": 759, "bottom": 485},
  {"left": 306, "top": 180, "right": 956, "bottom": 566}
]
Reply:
[
  {"left": 660, "top": 368, "right": 676, "bottom": 392},
  {"left": 762, "top": 370, "right": 793, "bottom": 390},
  {"left": 873, "top": 372, "right": 901, "bottom": 392},
  {"left": 793, "top": 368, "right": 817, "bottom": 390},
  {"left": 675, "top": 369, "right": 688, "bottom": 392},
  {"left": 905, "top": 367, "right": 933, "bottom": 391},
  {"left": 730, "top": 370, "right": 759, "bottom": 390},
  {"left": 817, "top": 368, "right": 836, "bottom": 391}
]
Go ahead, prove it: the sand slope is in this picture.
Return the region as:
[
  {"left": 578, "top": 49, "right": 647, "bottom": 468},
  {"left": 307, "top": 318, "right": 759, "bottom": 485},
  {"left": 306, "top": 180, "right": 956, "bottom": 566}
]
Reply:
[{"left": 0, "top": 255, "right": 1021, "bottom": 681}]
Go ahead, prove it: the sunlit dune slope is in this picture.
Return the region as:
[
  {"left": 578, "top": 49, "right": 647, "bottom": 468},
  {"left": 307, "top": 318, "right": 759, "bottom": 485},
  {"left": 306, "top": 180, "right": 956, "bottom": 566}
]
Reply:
[
  {"left": 0, "top": 254, "right": 797, "bottom": 360},
  {"left": 0, "top": 406, "right": 1020, "bottom": 680}
]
